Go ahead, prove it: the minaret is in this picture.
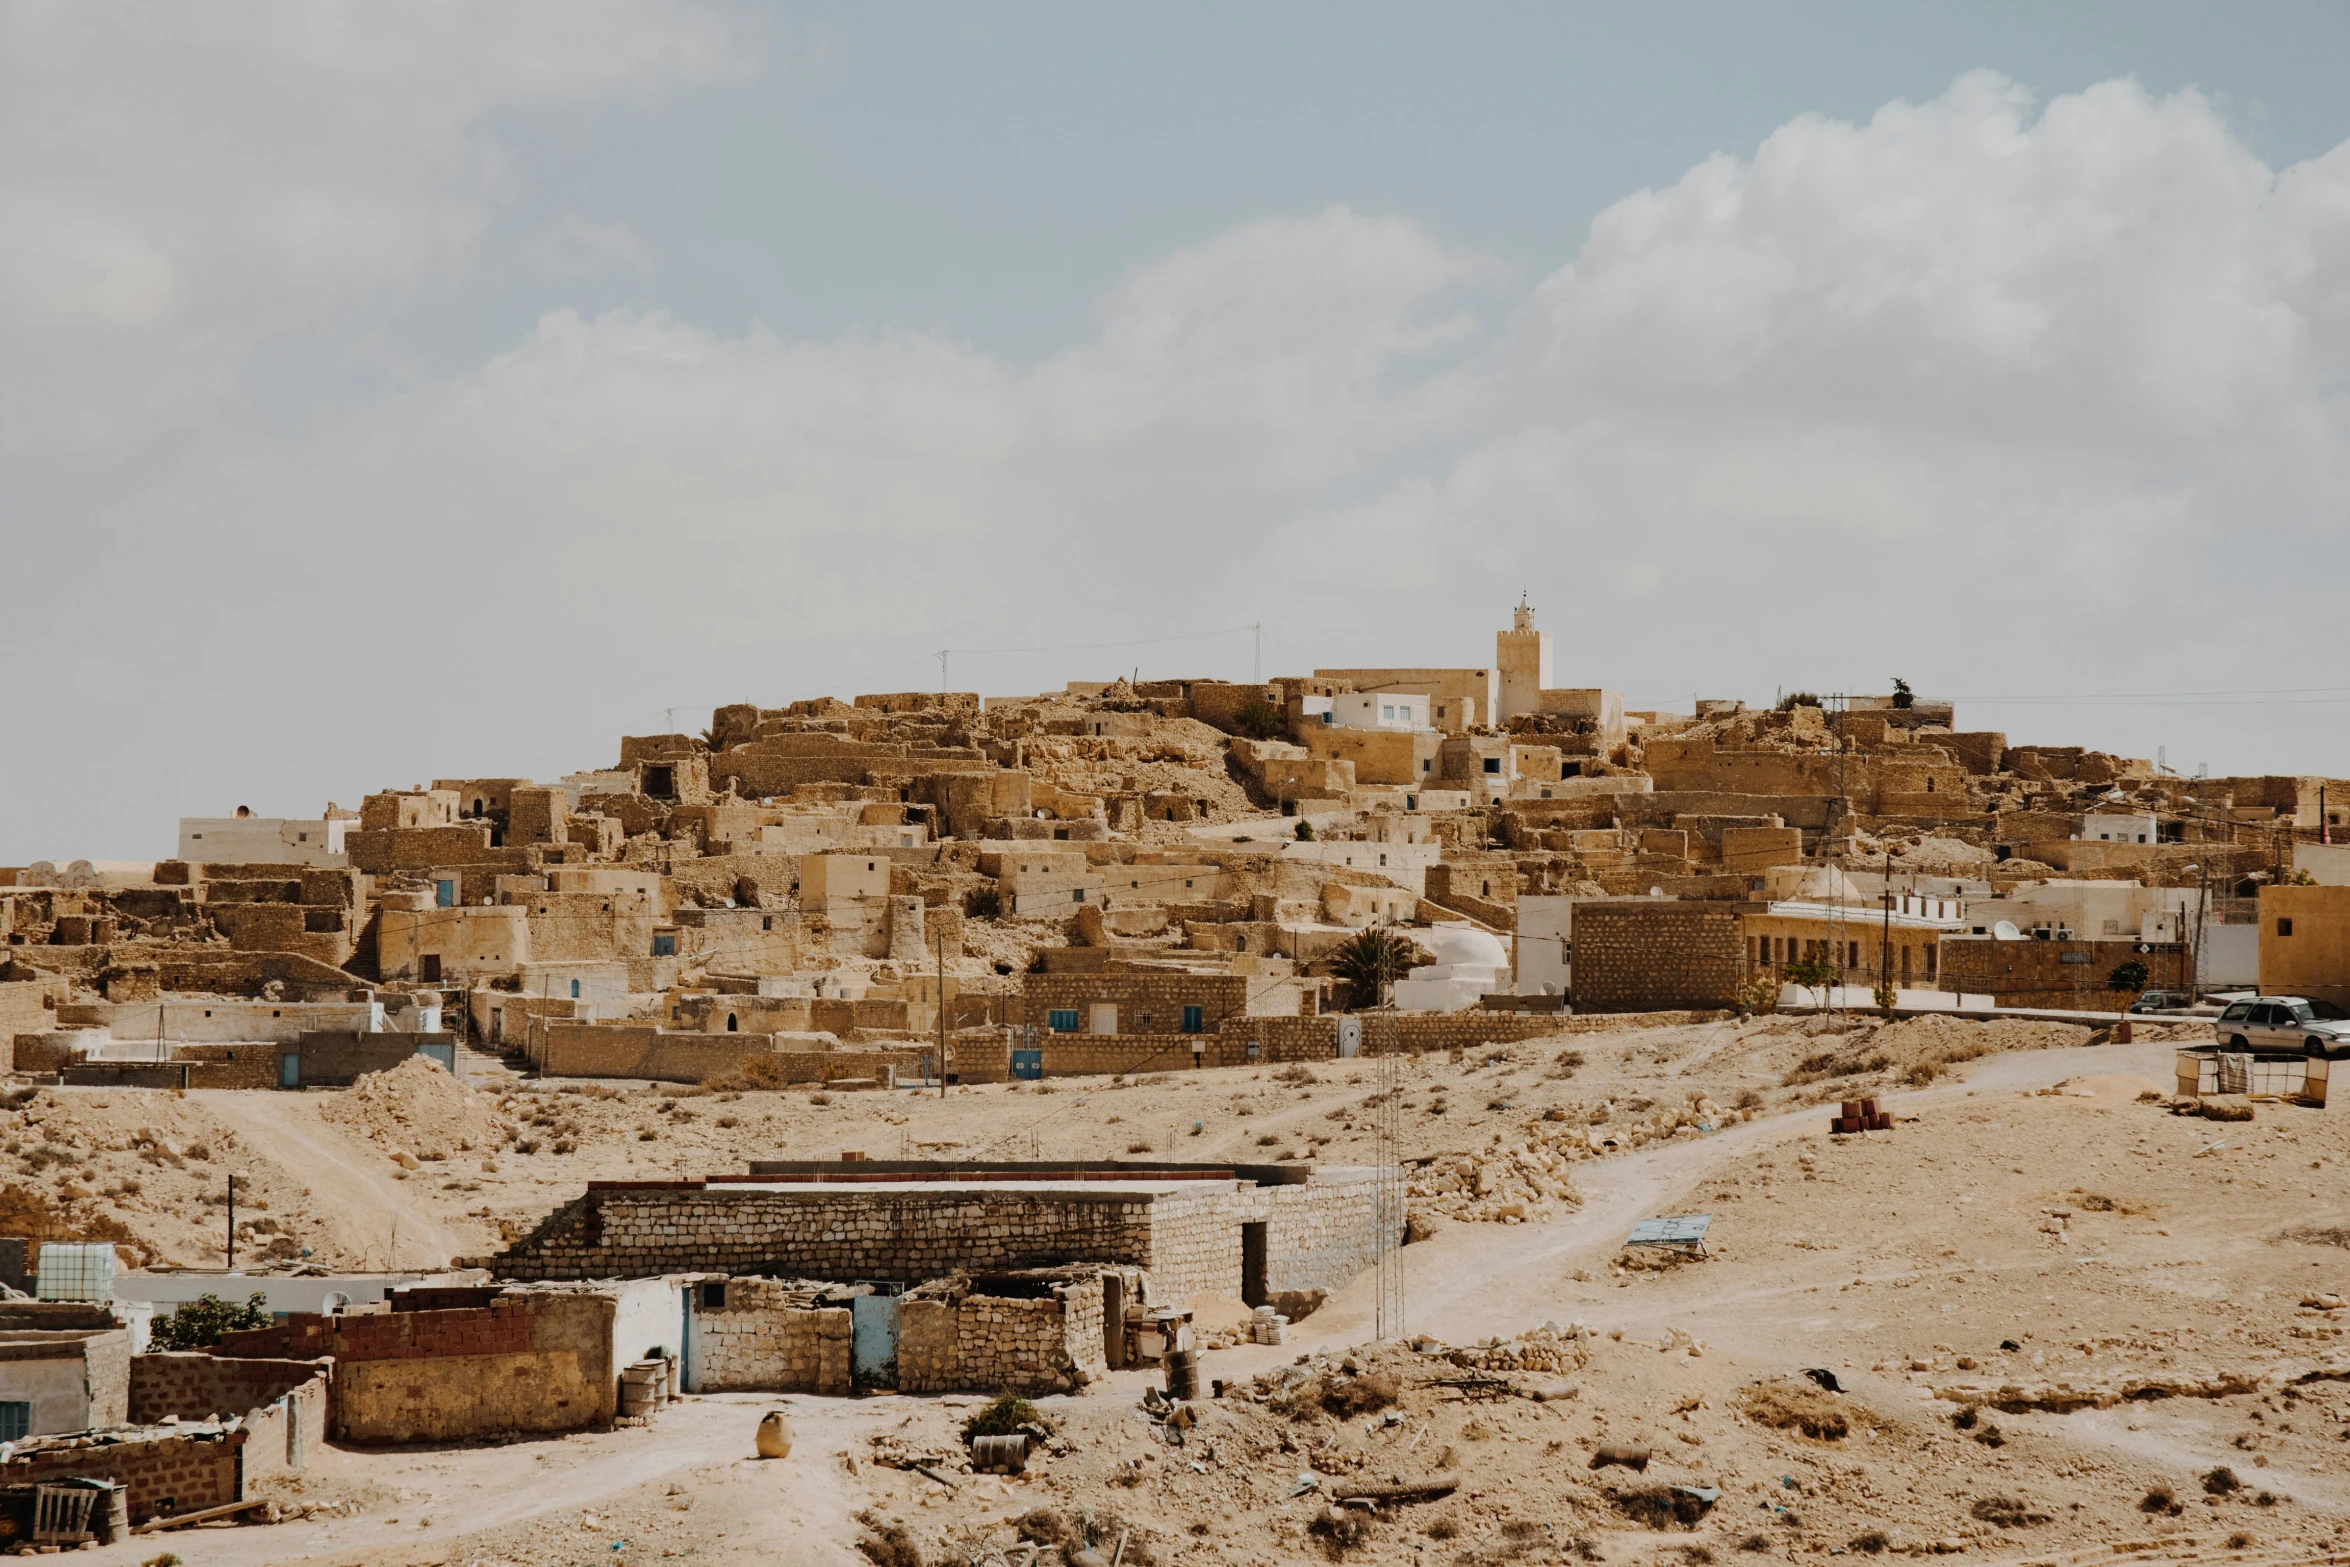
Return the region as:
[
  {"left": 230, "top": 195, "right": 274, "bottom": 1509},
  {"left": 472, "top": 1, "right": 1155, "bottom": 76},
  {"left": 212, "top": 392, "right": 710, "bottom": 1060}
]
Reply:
[{"left": 1496, "top": 591, "right": 1553, "bottom": 721}]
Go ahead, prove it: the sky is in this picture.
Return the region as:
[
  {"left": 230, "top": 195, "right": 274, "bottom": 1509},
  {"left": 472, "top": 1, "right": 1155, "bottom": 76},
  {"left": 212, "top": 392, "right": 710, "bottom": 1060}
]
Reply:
[{"left": 8, "top": 2, "right": 2350, "bottom": 861}]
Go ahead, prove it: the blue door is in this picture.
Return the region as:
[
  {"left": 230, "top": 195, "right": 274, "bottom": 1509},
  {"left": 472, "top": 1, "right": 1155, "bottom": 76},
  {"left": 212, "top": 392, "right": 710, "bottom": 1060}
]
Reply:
[
  {"left": 279, "top": 1054, "right": 300, "bottom": 1088},
  {"left": 417, "top": 1042, "right": 455, "bottom": 1073},
  {"left": 1012, "top": 1049, "right": 1042, "bottom": 1080},
  {"left": 851, "top": 1294, "right": 900, "bottom": 1388}
]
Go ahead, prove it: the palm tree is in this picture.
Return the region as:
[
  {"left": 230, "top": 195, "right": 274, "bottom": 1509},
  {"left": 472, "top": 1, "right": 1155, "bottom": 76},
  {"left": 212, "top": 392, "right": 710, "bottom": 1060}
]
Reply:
[{"left": 1332, "top": 926, "right": 1417, "bottom": 1010}]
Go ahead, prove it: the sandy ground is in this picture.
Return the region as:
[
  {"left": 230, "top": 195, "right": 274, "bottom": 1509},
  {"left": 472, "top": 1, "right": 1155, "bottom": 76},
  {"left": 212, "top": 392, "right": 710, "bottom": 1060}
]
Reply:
[{"left": 18, "top": 1017, "right": 2350, "bottom": 1564}]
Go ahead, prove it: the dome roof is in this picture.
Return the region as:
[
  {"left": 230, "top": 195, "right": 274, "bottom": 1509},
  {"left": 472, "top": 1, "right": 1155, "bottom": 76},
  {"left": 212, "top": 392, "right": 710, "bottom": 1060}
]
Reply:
[{"left": 1419, "top": 924, "right": 1507, "bottom": 969}]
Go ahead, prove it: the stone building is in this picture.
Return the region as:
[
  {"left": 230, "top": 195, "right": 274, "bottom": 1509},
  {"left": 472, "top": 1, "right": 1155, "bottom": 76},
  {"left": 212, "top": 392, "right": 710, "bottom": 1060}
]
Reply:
[{"left": 481, "top": 1160, "right": 1392, "bottom": 1393}]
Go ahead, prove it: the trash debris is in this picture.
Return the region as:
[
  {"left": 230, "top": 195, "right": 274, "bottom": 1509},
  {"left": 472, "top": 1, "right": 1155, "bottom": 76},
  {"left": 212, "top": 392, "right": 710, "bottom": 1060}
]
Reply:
[
  {"left": 1624, "top": 1214, "right": 1714, "bottom": 1256},
  {"left": 1287, "top": 1473, "right": 1321, "bottom": 1498},
  {"left": 1802, "top": 1368, "right": 1843, "bottom": 1393},
  {"left": 1589, "top": 1444, "right": 1652, "bottom": 1472}
]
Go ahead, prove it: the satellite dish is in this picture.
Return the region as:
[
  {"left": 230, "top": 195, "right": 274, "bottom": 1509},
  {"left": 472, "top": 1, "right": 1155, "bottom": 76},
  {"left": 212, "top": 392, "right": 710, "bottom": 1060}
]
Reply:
[{"left": 1993, "top": 920, "right": 2023, "bottom": 941}]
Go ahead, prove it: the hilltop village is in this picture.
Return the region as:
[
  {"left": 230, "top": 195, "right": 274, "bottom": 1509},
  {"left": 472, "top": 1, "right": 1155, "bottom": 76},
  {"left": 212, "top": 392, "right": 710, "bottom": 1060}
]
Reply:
[{"left": 0, "top": 603, "right": 2345, "bottom": 1563}]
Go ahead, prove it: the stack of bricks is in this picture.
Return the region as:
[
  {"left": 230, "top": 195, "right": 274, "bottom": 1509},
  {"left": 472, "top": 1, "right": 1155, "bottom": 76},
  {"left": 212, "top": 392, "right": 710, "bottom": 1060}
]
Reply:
[
  {"left": 685, "top": 1281, "right": 851, "bottom": 1395},
  {"left": 1832, "top": 1098, "right": 1892, "bottom": 1135}
]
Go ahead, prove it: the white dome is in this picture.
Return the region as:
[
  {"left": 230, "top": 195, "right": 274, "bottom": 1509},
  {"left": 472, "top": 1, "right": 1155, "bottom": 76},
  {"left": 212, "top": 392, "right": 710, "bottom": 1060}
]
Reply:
[{"left": 1420, "top": 925, "right": 1507, "bottom": 969}]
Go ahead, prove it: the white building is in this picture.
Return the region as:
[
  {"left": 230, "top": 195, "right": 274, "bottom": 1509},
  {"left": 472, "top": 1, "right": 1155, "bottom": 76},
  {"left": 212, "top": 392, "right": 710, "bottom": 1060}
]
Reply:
[
  {"left": 1327, "top": 692, "right": 1432, "bottom": 732},
  {"left": 2077, "top": 813, "right": 2159, "bottom": 845},
  {"left": 177, "top": 815, "right": 350, "bottom": 866},
  {"left": 1392, "top": 925, "right": 1512, "bottom": 1012}
]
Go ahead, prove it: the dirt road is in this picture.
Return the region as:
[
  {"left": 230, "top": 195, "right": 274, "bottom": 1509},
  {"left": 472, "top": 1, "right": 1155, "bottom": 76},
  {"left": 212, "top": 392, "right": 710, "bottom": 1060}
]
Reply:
[{"left": 189, "top": 1089, "right": 475, "bottom": 1270}]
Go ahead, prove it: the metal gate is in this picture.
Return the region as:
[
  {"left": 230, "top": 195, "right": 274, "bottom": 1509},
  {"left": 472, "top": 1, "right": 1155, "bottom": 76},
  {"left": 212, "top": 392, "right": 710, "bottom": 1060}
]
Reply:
[
  {"left": 851, "top": 1292, "right": 900, "bottom": 1388},
  {"left": 1011, "top": 1049, "right": 1043, "bottom": 1080}
]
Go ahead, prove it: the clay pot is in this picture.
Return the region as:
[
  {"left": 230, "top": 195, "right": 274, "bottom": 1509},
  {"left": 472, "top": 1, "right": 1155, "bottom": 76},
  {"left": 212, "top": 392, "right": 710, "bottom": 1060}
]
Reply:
[{"left": 755, "top": 1409, "right": 793, "bottom": 1460}]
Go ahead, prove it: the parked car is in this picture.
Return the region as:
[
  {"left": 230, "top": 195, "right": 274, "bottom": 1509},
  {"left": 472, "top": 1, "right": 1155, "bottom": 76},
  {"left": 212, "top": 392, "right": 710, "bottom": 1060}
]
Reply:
[
  {"left": 2212, "top": 996, "right": 2350, "bottom": 1057},
  {"left": 2127, "top": 990, "right": 2193, "bottom": 1015}
]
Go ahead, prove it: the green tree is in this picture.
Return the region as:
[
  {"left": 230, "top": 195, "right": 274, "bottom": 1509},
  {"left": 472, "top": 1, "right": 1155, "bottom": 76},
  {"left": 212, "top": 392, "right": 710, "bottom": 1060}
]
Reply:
[
  {"left": 1776, "top": 691, "right": 1822, "bottom": 713},
  {"left": 1228, "top": 699, "right": 1285, "bottom": 740},
  {"left": 2108, "top": 960, "right": 2150, "bottom": 995},
  {"left": 1783, "top": 955, "right": 1834, "bottom": 989},
  {"left": 1293, "top": 819, "right": 1315, "bottom": 841},
  {"left": 149, "top": 1292, "right": 272, "bottom": 1351},
  {"left": 1891, "top": 678, "right": 1914, "bottom": 710}
]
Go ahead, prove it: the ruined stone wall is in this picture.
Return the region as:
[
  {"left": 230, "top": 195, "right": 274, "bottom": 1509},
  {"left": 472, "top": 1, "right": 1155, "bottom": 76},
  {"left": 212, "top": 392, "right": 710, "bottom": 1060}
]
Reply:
[
  {"left": 898, "top": 1277, "right": 1105, "bottom": 1395},
  {"left": 684, "top": 1282, "right": 850, "bottom": 1395}
]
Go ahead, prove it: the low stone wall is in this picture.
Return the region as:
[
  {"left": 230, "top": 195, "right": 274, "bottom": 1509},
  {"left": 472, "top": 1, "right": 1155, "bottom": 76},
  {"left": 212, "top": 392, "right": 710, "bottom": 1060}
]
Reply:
[
  {"left": 685, "top": 1281, "right": 850, "bottom": 1395},
  {"left": 899, "top": 1275, "right": 1105, "bottom": 1395}
]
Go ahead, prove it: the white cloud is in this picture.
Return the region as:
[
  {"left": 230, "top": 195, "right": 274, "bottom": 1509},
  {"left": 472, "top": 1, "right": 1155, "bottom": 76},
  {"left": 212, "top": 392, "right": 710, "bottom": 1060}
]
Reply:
[
  {"left": 13, "top": 68, "right": 2350, "bottom": 857},
  {"left": 0, "top": 0, "right": 754, "bottom": 451}
]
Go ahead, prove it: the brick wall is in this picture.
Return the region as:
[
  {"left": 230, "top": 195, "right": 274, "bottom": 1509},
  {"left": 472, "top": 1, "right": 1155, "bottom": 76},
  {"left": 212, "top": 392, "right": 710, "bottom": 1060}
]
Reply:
[
  {"left": 213, "top": 1293, "right": 616, "bottom": 1443},
  {"left": 130, "top": 1352, "right": 322, "bottom": 1421},
  {"left": 1937, "top": 937, "right": 2186, "bottom": 1009},
  {"left": 0, "top": 1428, "right": 246, "bottom": 1523},
  {"left": 132, "top": 1355, "right": 326, "bottom": 1478},
  {"left": 177, "top": 1042, "right": 281, "bottom": 1090},
  {"left": 291, "top": 1031, "right": 448, "bottom": 1087},
  {"left": 1571, "top": 902, "right": 1747, "bottom": 1012}
]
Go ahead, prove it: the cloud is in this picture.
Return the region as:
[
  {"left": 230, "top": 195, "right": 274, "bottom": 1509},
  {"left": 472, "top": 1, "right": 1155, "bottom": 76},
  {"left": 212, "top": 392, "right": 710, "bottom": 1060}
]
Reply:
[
  {"left": 11, "top": 68, "right": 2350, "bottom": 857},
  {"left": 0, "top": 0, "right": 754, "bottom": 453}
]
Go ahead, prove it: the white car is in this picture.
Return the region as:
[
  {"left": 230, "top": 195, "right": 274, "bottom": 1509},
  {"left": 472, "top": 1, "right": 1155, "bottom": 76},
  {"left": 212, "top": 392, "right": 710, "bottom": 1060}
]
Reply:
[{"left": 2213, "top": 996, "right": 2350, "bottom": 1058}]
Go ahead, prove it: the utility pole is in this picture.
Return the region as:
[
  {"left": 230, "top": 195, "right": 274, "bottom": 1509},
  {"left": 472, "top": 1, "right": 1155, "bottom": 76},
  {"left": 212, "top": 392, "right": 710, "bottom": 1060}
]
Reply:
[
  {"left": 1880, "top": 842, "right": 1895, "bottom": 1014},
  {"left": 1252, "top": 623, "right": 1261, "bottom": 685},
  {"left": 937, "top": 923, "right": 948, "bottom": 1100},
  {"left": 225, "top": 1172, "right": 235, "bottom": 1272},
  {"left": 939, "top": 650, "right": 949, "bottom": 697}
]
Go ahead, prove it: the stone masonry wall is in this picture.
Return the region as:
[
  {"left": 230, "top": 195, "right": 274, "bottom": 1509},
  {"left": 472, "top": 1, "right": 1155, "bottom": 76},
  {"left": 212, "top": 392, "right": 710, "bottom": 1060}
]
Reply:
[
  {"left": 491, "top": 1187, "right": 1166, "bottom": 1284},
  {"left": 1265, "top": 1172, "right": 1391, "bottom": 1296},
  {"left": 1570, "top": 902, "right": 1747, "bottom": 1012},
  {"left": 685, "top": 1281, "right": 851, "bottom": 1395},
  {"left": 898, "top": 1279, "right": 1105, "bottom": 1396}
]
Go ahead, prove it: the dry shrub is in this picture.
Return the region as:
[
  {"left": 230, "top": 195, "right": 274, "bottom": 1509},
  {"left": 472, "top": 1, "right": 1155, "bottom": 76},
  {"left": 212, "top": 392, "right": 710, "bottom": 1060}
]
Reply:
[
  {"left": 1850, "top": 1531, "right": 1889, "bottom": 1554},
  {"left": 1739, "top": 1380, "right": 1848, "bottom": 1441},
  {"left": 1321, "top": 1370, "right": 1400, "bottom": 1418},
  {"left": 852, "top": 1512, "right": 921, "bottom": 1567},
  {"left": 1274, "top": 1368, "right": 1400, "bottom": 1421},
  {"left": 1308, "top": 1508, "right": 1377, "bottom": 1558},
  {"left": 1781, "top": 1051, "right": 1888, "bottom": 1087},
  {"left": 1970, "top": 1496, "right": 2050, "bottom": 1529},
  {"left": 1274, "top": 1064, "right": 1318, "bottom": 1086},
  {"left": 1547, "top": 1050, "right": 1585, "bottom": 1080},
  {"left": 1020, "top": 1508, "right": 1153, "bottom": 1566},
  {"left": 2141, "top": 1484, "right": 2182, "bottom": 1516},
  {"left": 1612, "top": 1487, "right": 1712, "bottom": 1530},
  {"left": 2203, "top": 1466, "right": 2242, "bottom": 1495}
]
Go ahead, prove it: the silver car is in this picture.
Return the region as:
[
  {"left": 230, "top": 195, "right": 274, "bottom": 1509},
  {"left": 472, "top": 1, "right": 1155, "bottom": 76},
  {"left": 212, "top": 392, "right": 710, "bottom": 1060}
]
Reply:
[{"left": 2213, "top": 996, "right": 2350, "bottom": 1058}]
